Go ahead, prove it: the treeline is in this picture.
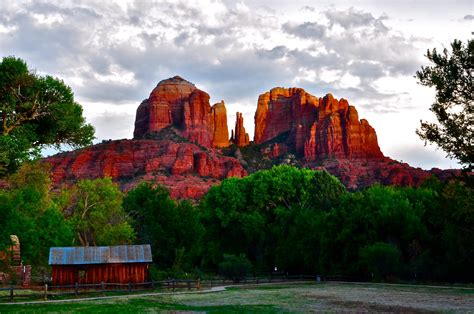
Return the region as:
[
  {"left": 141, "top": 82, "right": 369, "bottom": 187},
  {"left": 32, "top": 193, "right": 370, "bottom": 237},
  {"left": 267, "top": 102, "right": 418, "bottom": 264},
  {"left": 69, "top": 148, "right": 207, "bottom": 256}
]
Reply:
[{"left": 0, "top": 163, "right": 472, "bottom": 283}]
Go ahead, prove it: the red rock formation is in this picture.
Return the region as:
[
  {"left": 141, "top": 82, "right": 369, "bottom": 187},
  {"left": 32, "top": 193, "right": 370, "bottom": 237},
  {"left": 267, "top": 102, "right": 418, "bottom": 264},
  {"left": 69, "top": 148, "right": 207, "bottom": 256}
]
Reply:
[
  {"left": 181, "top": 90, "right": 214, "bottom": 147},
  {"left": 134, "top": 76, "right": 230, "bottom": 149},
  {"left": 46, "top": 139, "right": 246, "bottom": 200},
  {"left": 254, "top": 87, "right": 318, "bottom": 148},
  {"left": 303, "top": 123, "right": 317, "bottom": 161},
  {"left": 211, "top": 101, "right": 230, "bottom": 148},
  {"left": 254, "top": 88, "right": 383, "bottom": 160},
  {"left": 315, "top": 158, "right": 462, "bottom": 191},
  {"left": 231, "top": 112, "right": 250, "bottom": 147},
  {"left": 43, "top": 78, "right": 463, "bottom": 200}
]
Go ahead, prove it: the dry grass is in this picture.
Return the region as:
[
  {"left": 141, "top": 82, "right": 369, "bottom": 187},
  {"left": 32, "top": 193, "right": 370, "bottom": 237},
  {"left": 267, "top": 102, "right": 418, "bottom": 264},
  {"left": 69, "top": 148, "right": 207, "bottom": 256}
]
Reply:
[{"left": 1, "top": 282, "right": 473, "bottom": 313}]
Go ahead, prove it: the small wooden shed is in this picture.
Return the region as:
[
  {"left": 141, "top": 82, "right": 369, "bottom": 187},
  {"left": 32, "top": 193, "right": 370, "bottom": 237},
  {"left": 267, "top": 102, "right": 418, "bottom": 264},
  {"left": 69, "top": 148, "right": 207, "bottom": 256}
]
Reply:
[{"left": 49, "top": 245, "right": 152, "bottom": 286}]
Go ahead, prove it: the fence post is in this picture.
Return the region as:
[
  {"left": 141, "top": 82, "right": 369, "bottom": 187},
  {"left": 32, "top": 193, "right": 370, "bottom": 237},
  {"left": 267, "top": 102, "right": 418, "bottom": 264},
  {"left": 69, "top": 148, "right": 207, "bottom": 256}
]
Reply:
[
  {"left": 43, "top": 284, "right": 48, "bottom": 301},
  {"left": 101, "top": 281, "right": 105, "bottom": 296},
  {"left": 197, "top": 278, "right": 201, "bottom": 291},
  {"left": 128, "top": 282, "right": 131, "bottom": 293},
  {"left": 9, "top": 286, "right": 13, "bottom": 302},
  {"left": 75, "top": 282, "right": 79, "bottom": 297},
  {"left": 151, "top": 280, "right": 155, "bottom": 290}
]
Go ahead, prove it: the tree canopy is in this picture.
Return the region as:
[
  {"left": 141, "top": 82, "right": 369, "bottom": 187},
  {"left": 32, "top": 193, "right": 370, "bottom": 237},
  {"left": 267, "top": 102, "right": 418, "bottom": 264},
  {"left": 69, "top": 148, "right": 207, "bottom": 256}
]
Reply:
[
  {"left": 201, "top": 165, "right": 346, "bottom": 273},
  {"left": 58, "top": 178, "right": 135, "bottom": 246},
  {"left": 416, "top": 39, "right": 473, "bottom": 169},
  {"left": 0, "top": 56, "right": 94, "bottom": 175},
  {"left": 123, "top": 183, "right": 203, "bottom": 274},
  {"left": 0, "top": 162, "right": 73, "bottom": 267},
  {"left": 0, "top": 163, "right": 472, "bottom": 283}
]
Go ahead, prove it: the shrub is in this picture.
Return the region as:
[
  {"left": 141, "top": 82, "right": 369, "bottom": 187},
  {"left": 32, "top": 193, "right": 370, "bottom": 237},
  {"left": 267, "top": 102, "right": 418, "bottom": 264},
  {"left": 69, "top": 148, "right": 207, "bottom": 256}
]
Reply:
[
  {"left": 218, "top": 254, "right": 252, "bottom": 283},
  {"left": 359, "top": 242, "right": 402, "bottom": 281}
]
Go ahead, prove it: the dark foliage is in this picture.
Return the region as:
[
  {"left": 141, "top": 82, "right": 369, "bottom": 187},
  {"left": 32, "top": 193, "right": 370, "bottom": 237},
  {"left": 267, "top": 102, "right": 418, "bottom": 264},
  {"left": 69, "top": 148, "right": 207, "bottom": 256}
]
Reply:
[
  {"left": 416, "top": 39, "right": 473, "bottom": 169},
  {"left": 0, "top": 56, "right": 94, "bottom": 175}
]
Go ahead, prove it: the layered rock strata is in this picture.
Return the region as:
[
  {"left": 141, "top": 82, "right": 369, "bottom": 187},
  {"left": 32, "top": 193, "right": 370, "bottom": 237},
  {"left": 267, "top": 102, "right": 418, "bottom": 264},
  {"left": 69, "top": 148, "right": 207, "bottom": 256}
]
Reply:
[{"left": 46, "top": 139, "right": 246, "bottom": 199}]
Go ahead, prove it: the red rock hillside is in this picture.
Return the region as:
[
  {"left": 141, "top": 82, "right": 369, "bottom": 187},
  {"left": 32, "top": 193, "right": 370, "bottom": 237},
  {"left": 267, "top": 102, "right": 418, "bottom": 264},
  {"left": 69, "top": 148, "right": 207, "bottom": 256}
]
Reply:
[
  {"left": 46, "top": 137, "right": 246, "bottom": 199},
  {"left": 44, "top": 78, "right": 462, "bottom": 199}
]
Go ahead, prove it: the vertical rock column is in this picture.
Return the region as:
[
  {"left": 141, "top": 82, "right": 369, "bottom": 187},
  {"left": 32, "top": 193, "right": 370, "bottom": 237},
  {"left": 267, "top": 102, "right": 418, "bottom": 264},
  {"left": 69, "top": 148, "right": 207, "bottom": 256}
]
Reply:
[
  {"left": 211, "top": 101, "right": 230, "bottom": 148},
  {"left": 232, "top": 112, "right": 250, "bottom": 147}
]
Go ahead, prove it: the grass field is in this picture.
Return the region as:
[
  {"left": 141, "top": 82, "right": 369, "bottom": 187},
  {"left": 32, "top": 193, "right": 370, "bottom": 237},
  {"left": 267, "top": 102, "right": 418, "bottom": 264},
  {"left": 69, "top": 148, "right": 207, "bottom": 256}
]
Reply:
[{"left": 1, "top": 282, "right": 473, "bottom": 313}]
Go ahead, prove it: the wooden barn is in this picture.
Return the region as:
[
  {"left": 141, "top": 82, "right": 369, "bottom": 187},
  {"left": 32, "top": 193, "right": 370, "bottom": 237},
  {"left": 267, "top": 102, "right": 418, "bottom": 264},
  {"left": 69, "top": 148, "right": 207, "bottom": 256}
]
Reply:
[{"left": 49, "top": 245, "right": 152, "bottom": 286}]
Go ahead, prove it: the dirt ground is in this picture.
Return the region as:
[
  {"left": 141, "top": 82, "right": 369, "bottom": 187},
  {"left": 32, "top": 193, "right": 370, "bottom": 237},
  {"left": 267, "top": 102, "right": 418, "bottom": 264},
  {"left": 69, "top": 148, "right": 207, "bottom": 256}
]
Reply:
[
  {"left": 167, "top": 282, "right": 474, "bottom": 312},
  {"left": 1, "top": 282, "right": 473, "bottom": 313}
]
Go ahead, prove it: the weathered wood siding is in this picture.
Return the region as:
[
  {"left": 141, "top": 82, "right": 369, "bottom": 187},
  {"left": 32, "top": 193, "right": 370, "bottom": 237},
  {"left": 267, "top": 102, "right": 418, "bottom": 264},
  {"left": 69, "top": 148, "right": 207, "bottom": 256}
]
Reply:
[{"left": 51, "top": 263, "right": 149, "bottom": 286}]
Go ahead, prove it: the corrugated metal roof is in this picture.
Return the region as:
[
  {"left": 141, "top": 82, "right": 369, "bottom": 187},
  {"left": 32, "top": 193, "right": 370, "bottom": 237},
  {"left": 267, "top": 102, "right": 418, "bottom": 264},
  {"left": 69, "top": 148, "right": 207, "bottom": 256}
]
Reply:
[{"left": 48, "top": 245, "right": 152, "bottom": 265}]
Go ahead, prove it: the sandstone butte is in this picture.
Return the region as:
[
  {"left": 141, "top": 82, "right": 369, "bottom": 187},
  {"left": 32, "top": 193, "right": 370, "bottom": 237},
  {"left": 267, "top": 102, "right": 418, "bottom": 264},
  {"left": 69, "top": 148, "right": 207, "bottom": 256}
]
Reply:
[
  {"left": 134, "top": 76, "right": 229, "bottom": 148},
  {"left": 44, "top": 77, "right": 461, "bottom": 199}
]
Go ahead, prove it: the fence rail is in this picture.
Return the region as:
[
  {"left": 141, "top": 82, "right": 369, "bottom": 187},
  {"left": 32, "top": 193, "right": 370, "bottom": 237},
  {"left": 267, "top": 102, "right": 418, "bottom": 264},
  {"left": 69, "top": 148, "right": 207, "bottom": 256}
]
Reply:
[{"left": 0, "top": 275, "right": 321, "bottom": 302}]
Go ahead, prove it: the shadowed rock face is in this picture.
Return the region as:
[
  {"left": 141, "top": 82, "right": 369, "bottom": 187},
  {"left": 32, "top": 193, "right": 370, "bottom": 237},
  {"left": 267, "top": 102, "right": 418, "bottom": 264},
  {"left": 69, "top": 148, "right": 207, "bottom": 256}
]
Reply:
[
  {"left": 134, "top": 76, "right": 229, "bottom": 149},
  {"left": 44, "top": 78, "right": 463, "bottom": 200},
  {"left": 254, "top": 88, "right": 383, "bottom": 160}
]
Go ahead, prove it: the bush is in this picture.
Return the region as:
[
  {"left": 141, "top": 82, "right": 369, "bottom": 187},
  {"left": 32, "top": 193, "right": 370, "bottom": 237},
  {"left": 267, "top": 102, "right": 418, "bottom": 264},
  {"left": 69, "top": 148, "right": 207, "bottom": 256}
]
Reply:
[
  {"left": 359, "top": 242, "right": 402, "bottom": 281},
  {"left": 218, "top": 254, "right": 252, "bottom": 283}
]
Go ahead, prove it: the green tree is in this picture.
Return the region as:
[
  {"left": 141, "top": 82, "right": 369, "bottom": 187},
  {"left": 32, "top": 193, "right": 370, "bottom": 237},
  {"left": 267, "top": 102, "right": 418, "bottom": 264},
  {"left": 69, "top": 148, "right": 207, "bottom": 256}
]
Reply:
[
  {"left": 359, "top": 242, "right": 402, "bottom": 281},
  {"left": 123, "top": 183, "right": 203, "bottom": 271},
  {"left": 419, "top": 178, "right": 474, "bottom": 281},
  {"left": 320, "top": 185, "right": 430, "bottom": 277},
  {"left": 60, "top": 178, "right": 134, "bottom": 246},
  {"left": 0, "top": 162, "right": 73, "bottom": 267},
  {"left": 201, "top": 165, "right": 346, "bottom": 273},
  {"left": 218, "top": 254, "right": 252, "bottom": 283},
  {"left": 0, "top": 56, "right": 94, "bottom": 175},
  {"left": 416, "top": 39, "right": 473, "bottom": 169}
]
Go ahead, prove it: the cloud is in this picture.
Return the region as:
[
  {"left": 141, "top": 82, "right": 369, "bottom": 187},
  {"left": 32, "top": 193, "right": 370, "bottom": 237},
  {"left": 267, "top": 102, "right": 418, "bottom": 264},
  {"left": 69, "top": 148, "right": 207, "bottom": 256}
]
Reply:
[
  {"left": 325, "top": 7, "right": 388, "bottom": 31},
  {"left": 387, "top": 143, "right": 461, "bottom": 170},
  {"left": 301, "top": 6, "right": 315, "bottom": 12},
  {"left": 0, "top": 1, "right": 432, "bottom": 146},
  {"left": 282, "top": 21, "right": 326, "bottom": 39},
  {"left": 90, "top": 111, "right": 135, "bottom": 140},
  {"left": 0, "top": 1, "right": 422, "bottom": 112},
  {"left": 464, "top": 14, "right": 474, "bottom": 20}
]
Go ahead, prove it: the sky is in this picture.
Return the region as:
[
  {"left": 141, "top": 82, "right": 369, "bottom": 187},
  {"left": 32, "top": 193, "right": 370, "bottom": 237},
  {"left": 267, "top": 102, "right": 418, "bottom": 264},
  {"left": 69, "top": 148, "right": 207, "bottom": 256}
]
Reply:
[{"left": 0, "top": 0, "right": 472, "bottom": 169}]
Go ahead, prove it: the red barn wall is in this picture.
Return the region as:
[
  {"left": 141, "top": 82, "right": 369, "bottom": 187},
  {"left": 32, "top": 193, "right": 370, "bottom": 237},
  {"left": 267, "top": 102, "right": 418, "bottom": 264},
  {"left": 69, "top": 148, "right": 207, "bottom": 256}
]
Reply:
[{"left": 52, "top": 263, "right": 149, "bottom": 286}]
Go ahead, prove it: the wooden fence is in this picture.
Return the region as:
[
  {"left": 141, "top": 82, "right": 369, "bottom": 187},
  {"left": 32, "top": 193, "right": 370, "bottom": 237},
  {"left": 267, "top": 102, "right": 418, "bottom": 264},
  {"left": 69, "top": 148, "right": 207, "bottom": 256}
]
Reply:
[{"left": 0, "top": 275, "right": 320, "bottom": 302}]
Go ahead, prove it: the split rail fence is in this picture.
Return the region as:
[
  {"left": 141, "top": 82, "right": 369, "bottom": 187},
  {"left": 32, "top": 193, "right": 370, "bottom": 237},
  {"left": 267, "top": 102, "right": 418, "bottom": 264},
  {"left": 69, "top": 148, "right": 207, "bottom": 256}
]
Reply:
[{"left": 0, "top": 274, "right": 327, "bottom": 302}]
